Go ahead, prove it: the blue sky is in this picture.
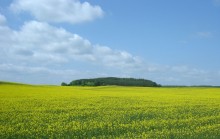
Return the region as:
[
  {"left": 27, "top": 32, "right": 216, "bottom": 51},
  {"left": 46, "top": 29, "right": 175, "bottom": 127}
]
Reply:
[{"left": 0, "top": 0, "right": 220, "bottom": 85}]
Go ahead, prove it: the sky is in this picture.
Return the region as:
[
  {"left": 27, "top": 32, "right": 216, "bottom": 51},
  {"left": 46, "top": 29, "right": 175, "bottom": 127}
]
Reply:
[{"left": 0, "top": 0, "right": 220, "bottom": 85}]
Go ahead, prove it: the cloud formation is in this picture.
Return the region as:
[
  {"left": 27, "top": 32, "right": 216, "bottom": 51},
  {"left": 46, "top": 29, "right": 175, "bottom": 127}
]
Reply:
[
  {"left": 0, "top": 15, "right": 141, "bottom": 70},
  {"left": 1, "top": 0, "right": 220, "bottom": 85},
  {"left": 0, "top": 12, "right": 144, "bottom": 84},
  {"left": 10, "top": 0, "right": 104, "bottom": 24},
  {"left": 0, "top": 14, "right": 7, "bottom": 25},
  {"left": 1, "top": 13, "right": 219, "bottom": 85}
]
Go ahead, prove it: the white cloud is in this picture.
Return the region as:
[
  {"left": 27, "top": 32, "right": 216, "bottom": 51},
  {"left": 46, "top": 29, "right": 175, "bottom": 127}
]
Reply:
[
  {"left": 0, "top": 16, "right": 148, "bottom": 84},
  {"left": 10, "top": 0, "right": 104, "bottom": 24},
  {"left": 0, "top": 63, "right": 147, "bottom": 85},
  {"left": 1, "top": 64, "right": 92, "bottom": 77},
  {"left": 0, "top": 63, "right": 81, "bottom": 84},
  {"left": 140, "top": 64, "right": 220, "bottom": 86},
  {"left": 0, "top": 14, "right": 7, "bottom": 25},
  {"left": 10, "top": 21, "right": 96, "bottom": 63},
  {"left": 0, "top": 14, "right": 14, "bottom": 63},
  {"left": 1, "top": 10, "right": 219, "bottom": 85},
  {"left": 1, "top": 18, "right": 219, "bottom": 85},
  {"left": 94, "top": 46, "right": 142, "bottom": 70},
  {"left": 0, "top": 19, "right": 142, "bottom": 71}
]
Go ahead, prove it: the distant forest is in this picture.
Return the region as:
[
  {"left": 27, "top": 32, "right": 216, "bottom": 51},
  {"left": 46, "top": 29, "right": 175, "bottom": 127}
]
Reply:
[{"left": 61, "top": 77, "right": 161, "bottom": 87}]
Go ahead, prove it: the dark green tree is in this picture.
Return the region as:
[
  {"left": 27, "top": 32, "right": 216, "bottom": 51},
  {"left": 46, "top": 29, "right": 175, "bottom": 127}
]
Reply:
[
  {"left": 61, "top": 82, "right": 68, "bottom": 86},
  {"left": 65, "top": 77, "right": 161, "bottom": 87}
]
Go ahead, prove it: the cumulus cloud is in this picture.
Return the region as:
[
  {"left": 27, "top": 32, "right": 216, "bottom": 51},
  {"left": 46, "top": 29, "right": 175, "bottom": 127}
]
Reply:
[
  {"left": 10, "top": 0, "right": 104, "bottom": 24},
  {"left": 0, "top": 19, "right": 142, "bottom": 70},
  {"left": 0, "top": 15, "right": 146, "bottom": 84},
  {"left": 1, "top": 19, "right": 219, "bottom": 85},
  {"left": 1, "top": 8, "right": 219, "bottom": 85},
  {"left": 11, "top": 21, "right": 94, "bottom": 63},
  {"left": 0, "top": 14, "right": 14, "bottom": 63},
  {"left": 94, "top": 46, "right": 142, "bottom": 69},
  {"left": 0, "top": 14, "right": 7, "bottom": 25}
]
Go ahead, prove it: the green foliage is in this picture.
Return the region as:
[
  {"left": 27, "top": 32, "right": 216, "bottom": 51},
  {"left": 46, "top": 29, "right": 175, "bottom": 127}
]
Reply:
[
  {"left": 68, "top": 77, "right": 160, "bottom": 87},
  {"left": 0, "top": 81, "right": 27, "bottom": 85},
  {"left": 0, "top": 84, "right": 220, "bottom": 138},
  {"left": 61, "top": 82, "right": 68, "bottom": 86}
]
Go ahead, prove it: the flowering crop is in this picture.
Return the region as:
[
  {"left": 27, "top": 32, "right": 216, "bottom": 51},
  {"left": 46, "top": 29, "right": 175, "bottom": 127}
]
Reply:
[{"left": 0, "top": 84, "right": 220, "bottom": 138}]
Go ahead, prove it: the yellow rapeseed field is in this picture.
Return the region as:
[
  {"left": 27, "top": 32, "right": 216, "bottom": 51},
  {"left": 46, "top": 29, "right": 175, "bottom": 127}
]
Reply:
[{"left": 0, "top": 83, "right": 220, "bottom": 138}]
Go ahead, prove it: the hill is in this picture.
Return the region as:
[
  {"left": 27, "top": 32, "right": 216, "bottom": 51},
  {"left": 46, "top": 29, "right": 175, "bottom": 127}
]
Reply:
[
  {"left": 62, "top": 77, "right": 161, "bottom": 87},
  {"left": 0, "top": 81, "right": 27, "bottom": 86}
]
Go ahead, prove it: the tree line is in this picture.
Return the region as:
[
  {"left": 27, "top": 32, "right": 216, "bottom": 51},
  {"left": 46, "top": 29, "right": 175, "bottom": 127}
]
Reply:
[{"left": 61, "top": 77, "right": 161, "bottom": 87}]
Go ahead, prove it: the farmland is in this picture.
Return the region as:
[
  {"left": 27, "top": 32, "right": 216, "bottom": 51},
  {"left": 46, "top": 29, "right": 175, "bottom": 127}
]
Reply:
[{"left": 0, "top": 83, "right": 220, "bottom": 138}]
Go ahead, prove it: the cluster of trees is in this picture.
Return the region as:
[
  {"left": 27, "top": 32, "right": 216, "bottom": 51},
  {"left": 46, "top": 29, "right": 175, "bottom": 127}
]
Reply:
[{"left": 61, "top": 77, "right": 161, "bottom": 87}]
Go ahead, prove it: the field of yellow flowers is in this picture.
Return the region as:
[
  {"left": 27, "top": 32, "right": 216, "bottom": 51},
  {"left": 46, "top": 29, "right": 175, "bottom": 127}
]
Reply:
[{"left": 0, "top": 83, "right": 220, "bottom": 138}]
